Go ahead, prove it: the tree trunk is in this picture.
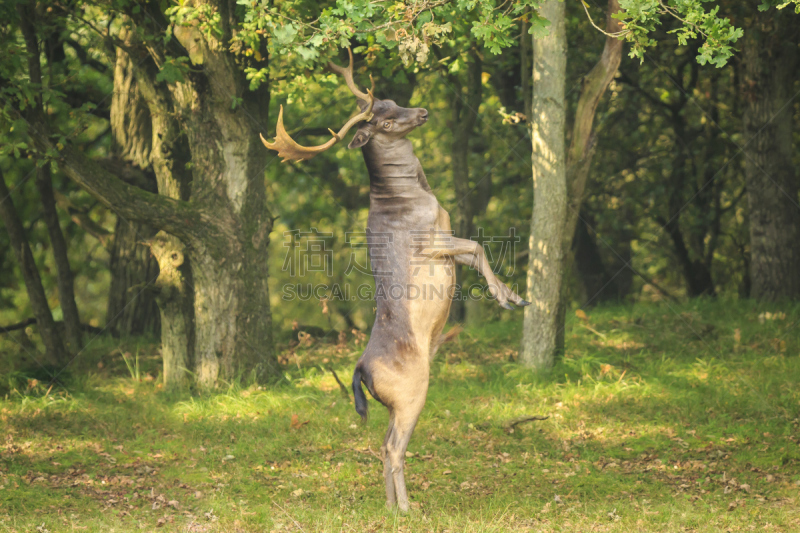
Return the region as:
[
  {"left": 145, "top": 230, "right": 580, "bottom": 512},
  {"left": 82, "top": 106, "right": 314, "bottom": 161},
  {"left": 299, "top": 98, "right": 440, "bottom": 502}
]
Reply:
[
  {"left": 663, "top": 218, "right": 716, "bottom": 297},
  {"left": 0, "top": 171, "right": 68, "bottom": 365},
  {"left": 34, "top": 165, "right": 83, "bottom": 350},
  {"left": 448, "top": 50, "right": 483, "bottom": 322},
  {"left": 574, "top": 211, "right": 617, "bottom": 304},
  {"left": 574, "top": 210, "right": 634, "bottom": 305},
  {"left": 106, "top": 215, "right": 161, "bottom": 337},
  {"left": 522, "top": 0, "right": 623, "bottom": 367},
  {"left": 18, "top": 0, "right": 83, "bottom": 351},
  {"left": 151, "top": 232, "right": 191, "bottom": 387},
  {"left": 112, "top": 33, "right": 195, "bottom": 386},
  {"left": 522, "top": 0, "right": 567, "bottom": 369},
  {"left": 130, "top": 17, "right": 276, "bottom": 385},
  {"left": 181, "top": 115, "right": 276, "bottom": 386},
  {"left": 742, "top": 10, "right": 800, "bottom": 300},
  {"left": 107, "top": 48, "right": 162, "bottom": 337}
]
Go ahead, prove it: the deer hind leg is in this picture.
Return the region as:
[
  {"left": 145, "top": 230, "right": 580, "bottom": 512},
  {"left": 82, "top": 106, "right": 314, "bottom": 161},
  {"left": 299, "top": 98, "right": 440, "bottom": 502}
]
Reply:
[
  {"left": 385, "top": 400, "right": 425, "bottom": 512},
  {"left": 381, "top": 414, "right": 396, "bottom": 509}
]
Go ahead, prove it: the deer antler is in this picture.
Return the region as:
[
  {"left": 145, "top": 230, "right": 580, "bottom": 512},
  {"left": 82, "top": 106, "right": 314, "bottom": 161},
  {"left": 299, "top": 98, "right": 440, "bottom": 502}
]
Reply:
[
  {"left": 327, "top": 48, "right": 375, "bottom": 104},
  {"left": 260, "top": 90, "right": 374, "bottom": 162}
]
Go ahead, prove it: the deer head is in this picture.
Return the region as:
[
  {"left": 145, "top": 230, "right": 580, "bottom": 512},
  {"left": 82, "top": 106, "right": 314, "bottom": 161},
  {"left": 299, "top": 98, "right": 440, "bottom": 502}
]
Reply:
[
  {"left": 260, "top": 49, "right": 428, "bottom": 161},
  {"left": 345, "top": 97, "right": 428, "bottom": 150}
]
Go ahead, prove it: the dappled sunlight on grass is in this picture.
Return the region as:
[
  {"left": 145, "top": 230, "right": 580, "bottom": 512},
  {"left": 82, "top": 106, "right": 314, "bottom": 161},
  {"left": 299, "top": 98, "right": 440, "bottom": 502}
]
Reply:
[{"left": 1, "top": 300, "right": 799, "bottom": 531}]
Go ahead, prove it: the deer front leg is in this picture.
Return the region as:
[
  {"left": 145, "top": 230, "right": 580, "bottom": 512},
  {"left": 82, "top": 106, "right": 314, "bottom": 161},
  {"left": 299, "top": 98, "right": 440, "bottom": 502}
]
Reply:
[{"left": 420, "top": 237, "right": 529, "bottom": 309}]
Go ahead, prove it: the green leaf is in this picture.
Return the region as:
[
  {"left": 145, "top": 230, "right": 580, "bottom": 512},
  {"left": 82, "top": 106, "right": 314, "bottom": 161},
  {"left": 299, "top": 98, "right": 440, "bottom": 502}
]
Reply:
[{"left": 528, "top": 13, "right": 551, "bottom": 38}]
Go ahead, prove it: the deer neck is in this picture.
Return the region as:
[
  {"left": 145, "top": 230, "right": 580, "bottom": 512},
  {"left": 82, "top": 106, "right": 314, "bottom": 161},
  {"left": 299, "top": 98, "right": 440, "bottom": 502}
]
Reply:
[{"left": 362, "top": 138, "right": 421, "bottom": 194}]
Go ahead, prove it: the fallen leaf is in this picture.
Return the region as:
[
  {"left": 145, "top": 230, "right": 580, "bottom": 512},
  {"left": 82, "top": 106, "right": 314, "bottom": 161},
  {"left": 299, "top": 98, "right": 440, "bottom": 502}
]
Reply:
[{"left": 291, "top": 414, "right": 309, "bottom": 429}]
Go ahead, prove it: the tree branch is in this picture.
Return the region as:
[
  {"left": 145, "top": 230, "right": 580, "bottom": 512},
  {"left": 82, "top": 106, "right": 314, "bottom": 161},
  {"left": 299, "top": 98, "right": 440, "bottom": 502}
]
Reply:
[
  {"left": 616, "top": 70, "right": 675, "bottom": 113},
  {"left": 63, "top": 37, "right": 110, "bottom": 74},
  {"left": 0, "top": 317, "right": 103, "bottom": 336},
  {"left": 564, "top": 0, "right": 624, "bottom": 244},
  {"left": 53, "top": 190, "right": 113, "bottom": 249},
  {"left": 25, "top": 116, "right": 199, "bottom": 241}
]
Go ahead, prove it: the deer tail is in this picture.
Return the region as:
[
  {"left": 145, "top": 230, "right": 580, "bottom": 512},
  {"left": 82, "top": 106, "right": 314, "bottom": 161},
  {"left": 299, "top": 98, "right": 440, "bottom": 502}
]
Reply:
[{"left": 352, "top": 365, "right": 368, "bottom": 423}]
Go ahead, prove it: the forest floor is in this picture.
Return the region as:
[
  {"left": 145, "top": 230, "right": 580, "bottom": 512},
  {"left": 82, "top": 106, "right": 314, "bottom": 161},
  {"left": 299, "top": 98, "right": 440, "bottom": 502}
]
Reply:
[{"left": 1, "top": 300, "right": 799, "bottom": 532}]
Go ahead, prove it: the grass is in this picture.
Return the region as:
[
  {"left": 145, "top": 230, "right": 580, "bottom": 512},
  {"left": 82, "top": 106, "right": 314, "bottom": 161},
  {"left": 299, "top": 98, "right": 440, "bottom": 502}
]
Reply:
[{"left": 1, "top": 299, "right": 799, "bottom": 532}]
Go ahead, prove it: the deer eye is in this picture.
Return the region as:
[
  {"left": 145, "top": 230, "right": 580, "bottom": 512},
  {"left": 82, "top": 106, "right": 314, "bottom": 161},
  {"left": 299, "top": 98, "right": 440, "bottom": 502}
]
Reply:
[{"left": 382, "top": 121, "right": 392, "bottom": 130}]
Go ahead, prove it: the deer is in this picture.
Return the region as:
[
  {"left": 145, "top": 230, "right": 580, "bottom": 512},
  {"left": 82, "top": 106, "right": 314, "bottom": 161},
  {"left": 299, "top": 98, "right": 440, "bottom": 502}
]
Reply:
[{"left": 261, "top": 50, "right": 529, "bottom": 512}]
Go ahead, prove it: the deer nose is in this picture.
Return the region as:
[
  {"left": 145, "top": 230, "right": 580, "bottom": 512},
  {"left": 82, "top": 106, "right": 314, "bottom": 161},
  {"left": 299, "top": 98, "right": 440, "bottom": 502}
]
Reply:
[{"left": 419, "top": 109, "right": 429, "bottom": 122}]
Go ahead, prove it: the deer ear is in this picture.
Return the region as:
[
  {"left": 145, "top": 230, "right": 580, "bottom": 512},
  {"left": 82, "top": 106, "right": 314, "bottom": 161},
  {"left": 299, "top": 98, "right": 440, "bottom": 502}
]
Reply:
[{"left": 348, "top": 126, "right": 372, "bottom": 149}]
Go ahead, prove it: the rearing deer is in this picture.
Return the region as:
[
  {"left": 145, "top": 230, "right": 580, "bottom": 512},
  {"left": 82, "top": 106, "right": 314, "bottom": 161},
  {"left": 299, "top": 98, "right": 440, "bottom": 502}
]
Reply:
[{"left": 262, "top": 51, "right": 529, "bottom": 512}]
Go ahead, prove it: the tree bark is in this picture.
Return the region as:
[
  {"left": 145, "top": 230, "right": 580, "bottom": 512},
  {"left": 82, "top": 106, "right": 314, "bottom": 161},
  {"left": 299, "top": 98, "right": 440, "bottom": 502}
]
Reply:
[
  {"left": 742, "top": 10, "right": 800, "bottom": 300},
  {"left": 522, "top": 0, "right": 567, "bottom": 369},
  {"left": 0, "top": 171, "right": 68, "bottom": 365}
]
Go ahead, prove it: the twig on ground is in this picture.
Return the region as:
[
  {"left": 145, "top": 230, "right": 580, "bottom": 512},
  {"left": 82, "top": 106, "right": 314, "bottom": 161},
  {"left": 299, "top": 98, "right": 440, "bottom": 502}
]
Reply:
[
  {"left": 579, "top": 323, "right": 607, "bottom": 339},
  {"left": 273, "top": 501, "right": 306, "bottom": 532},
  {"left": 505, "top": 415, "right": 549, "bottom": 434},
  {"left": 328, "top": 366, "right": 350, "bottom": 399},
  {"left": 366, "top": 446, "right": 382, "bottom": 461}
]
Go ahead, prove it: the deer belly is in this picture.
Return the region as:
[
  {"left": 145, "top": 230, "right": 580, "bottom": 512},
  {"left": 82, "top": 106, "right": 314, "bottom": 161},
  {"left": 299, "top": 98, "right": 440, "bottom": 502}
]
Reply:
[
  {"left": 406, "top": 255, "right": 455, "bottom": 356},
  {"left": 406, "top": 203, "right": 454, "bottom": 353}
]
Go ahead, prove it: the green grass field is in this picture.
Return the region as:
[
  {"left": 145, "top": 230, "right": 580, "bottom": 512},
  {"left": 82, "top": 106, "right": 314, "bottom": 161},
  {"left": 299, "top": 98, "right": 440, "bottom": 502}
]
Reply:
[{"left": 1, "top": 300, "right": 799, "bottom": 532}]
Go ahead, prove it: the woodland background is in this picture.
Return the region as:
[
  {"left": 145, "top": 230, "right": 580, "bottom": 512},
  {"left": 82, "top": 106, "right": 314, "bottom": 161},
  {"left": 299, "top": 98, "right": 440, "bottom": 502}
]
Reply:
[
  {"left": 1, "top": 0, "right": 798, "bottom": 385},
  {"left": 1, "top": 1, "right": 799, "bottom": 531}
]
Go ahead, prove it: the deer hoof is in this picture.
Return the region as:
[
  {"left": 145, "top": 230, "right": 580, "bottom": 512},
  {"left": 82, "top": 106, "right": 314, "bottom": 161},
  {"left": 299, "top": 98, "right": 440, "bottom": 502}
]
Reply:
[
  {"left": 518, "top": 300, "right": 531, "bottom": 307},
  {"left": 500, "top": 302, "right": 515, "bottom": 310}
]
